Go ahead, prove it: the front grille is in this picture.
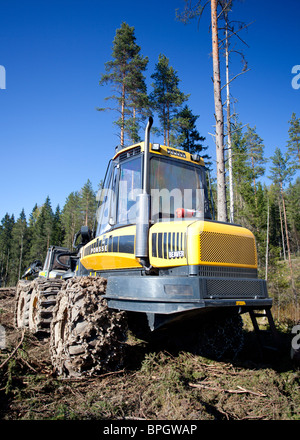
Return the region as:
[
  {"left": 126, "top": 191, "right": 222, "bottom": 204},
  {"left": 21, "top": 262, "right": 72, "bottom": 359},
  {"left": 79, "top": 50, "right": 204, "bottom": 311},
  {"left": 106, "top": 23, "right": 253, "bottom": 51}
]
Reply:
[
  {"left": 204, "top": 278, "right": 265, "bottom": 299},
  {"left": 200, "top": 231, "right": 257, "bottom": 266},
  {"left": 152, "top": 231, "right": 186, "bottom": 260}
]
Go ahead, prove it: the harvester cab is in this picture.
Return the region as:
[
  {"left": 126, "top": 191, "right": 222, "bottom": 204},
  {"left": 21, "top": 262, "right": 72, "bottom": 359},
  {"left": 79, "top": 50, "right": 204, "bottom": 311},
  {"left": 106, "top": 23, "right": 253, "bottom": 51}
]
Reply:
[
  {"left": 21, "top": 246, "right": 74, "bottom": 281},
  {"left": 37, "top": 246, "right": 73, "bottom": 279}
]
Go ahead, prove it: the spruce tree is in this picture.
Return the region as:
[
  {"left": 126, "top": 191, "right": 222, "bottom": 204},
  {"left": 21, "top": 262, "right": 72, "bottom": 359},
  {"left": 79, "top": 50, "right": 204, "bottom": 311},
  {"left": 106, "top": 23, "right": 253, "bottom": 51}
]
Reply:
[
  {"left": 79, "top": 180, "right": 97, "bottom": 229},
  {"left": 0, "top": 214, "right": 15, "bottom": 286},
  {"left": 11, "top": 209, "right": 28, "bottom": 283},
  {"left": 61, "top": 191, "right": 81, "bottom": 249},
  {"left": 150, "top": 54, "right": 189, "bottom": 146},
  {"left": 98, "top": 22, "right": 149, "bottom": 146},
  {"left": 29, "top": 197, "right": 54, "bottom": 262},
  {"left": 171, "top": 105, "right": 202, "bottom": 146},
  {"left": 51, "top": 205, "right": 64, "bottom": 247},
  {"left": 286, "top": 112, "right": 300, "bottom": 169}
]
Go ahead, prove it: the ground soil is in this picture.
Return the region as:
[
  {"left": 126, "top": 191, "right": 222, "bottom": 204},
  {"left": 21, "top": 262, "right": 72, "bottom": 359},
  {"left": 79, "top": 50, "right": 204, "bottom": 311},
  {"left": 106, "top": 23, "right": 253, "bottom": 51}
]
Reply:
[{"left": 0, "top": 286, "right": 299, "bottom": 421}]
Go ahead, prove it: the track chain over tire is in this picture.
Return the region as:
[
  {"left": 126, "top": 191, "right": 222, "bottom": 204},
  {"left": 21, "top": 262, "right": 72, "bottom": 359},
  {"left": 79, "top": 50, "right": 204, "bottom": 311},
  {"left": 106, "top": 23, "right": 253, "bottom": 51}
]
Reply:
[
  {"left": 163, "top": 312, "right": 244, "bottom": 361},
  {"left": 49, "top": 276, "right": 128, "bottom": 378},
  {"left": 14, "top": 279, "right": 33, "bottom": 329},
  {"left": 28, "top": 278, "right": 65, "bottom": 334},
  {"left": 193, "top": 313, "right": 245, "bottom": 360},
  {"left": 14, "top": 278, "right": 65, "bottom": 334}
]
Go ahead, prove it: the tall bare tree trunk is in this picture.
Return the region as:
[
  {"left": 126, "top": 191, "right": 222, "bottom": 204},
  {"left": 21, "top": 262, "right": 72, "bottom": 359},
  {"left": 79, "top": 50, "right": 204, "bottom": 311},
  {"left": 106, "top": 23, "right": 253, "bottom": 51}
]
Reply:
[
  {"left": 278, "top": 198, "right": 286, "bottom": 261},
  {"left": 225, "top": 10, "right": 233, "bottom": 223},
  {"left": 121, "top": 74, "right": 125, "bottom": 147},
  {"left": 250, "top": 154, "right": 258, "bottom": 209},
  {"left": 211, "top": 0, "right": 227, "bottom": 222},
  {"left": 265, "top": 198, "right": 269, "bottom": 281},
  {"left": 167, "top": 102, "right": 170, "bottom": 147}
]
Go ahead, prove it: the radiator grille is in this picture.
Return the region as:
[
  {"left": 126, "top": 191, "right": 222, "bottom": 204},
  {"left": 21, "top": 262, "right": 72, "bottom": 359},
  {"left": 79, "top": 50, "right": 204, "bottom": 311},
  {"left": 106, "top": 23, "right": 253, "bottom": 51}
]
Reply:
[
  {"left": 205, "top": 279, "right": 265, "bottom": 298},
  {"left": 200, "top": 231, "right": 257, "bottom": 266},
  {"left": 152, "top": 231, "right": 186, "bottom": 259}
]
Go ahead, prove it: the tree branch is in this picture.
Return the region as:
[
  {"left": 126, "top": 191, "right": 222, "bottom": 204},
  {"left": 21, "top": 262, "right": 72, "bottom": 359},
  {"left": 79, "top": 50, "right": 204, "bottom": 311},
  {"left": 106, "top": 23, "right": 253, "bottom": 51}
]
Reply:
[
  {"left": 221, "top": 68, "right": 251, "bottom": 91},
  {"left": 0, "top": 329, "right": 25, "bottom": 369}
]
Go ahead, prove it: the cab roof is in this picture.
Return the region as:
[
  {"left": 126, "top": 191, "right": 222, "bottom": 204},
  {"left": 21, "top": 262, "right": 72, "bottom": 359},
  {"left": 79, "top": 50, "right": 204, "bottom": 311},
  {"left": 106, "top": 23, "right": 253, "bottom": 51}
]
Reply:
[{"left": 113, "top": 142, "right": 205, "bottom": 166}]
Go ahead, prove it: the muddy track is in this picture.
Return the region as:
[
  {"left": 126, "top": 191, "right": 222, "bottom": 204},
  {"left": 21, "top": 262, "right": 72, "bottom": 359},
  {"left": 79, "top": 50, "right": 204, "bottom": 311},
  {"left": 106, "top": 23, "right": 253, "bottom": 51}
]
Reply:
[{"left": 49, "top": 276, "right": 128, "bottom": 378}]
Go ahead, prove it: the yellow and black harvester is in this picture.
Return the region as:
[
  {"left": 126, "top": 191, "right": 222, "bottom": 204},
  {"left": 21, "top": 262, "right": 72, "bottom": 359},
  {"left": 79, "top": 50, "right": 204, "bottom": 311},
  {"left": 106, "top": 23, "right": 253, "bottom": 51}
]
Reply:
[{"left": 16, "top": 118, "right": 276, "bottom": 376}]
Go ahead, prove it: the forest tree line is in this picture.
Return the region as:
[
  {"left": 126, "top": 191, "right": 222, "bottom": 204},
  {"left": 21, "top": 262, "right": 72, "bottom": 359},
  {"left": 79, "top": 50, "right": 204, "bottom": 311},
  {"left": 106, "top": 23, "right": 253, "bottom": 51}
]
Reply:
[
  {"left": 0, "top": 180, "right": 97, "bottom": 286},
  {"left": 0, "top": 112, "right": 299, "bottom": 288}
]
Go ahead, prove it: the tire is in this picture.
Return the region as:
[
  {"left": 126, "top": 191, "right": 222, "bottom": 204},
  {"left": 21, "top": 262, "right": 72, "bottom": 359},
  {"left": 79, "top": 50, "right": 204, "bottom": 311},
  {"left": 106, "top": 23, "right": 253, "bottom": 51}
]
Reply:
[
  {"left": 194, "top": 312, "right": 244, "bottom": 360},
  {"left": 14, "top": 280, "right": 33, "bottom": 329},
  {"left": 50, "top": 276, "right": 128, "bottom": 378},
  {"left": 164, "top": 312, "right": 244, "bottom": 360},
  {"left": 28, "top": 278, "right": 65, "bottom": 334}
]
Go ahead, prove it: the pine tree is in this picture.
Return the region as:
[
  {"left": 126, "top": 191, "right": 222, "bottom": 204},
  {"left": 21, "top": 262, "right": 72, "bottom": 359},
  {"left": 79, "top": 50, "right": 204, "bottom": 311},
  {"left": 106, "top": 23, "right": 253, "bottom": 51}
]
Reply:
[
  {"left": 98, "top": 22, "right": 149, "bottom": 146},
  {"left": 286, "top": 112, "right": 300, "bottom": 169},
  {"left": 150, "top": 54, "right": 189, "bottom": 146},
  {"left": 125, "top": 57, "right": 150, "bottom": 144}
]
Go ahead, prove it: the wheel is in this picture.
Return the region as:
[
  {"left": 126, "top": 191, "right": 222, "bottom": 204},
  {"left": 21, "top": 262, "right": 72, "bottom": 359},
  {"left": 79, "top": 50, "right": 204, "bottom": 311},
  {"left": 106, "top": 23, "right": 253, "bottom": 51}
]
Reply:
[
  {"left": 194, "top": 312, "right": 244, "bottom": 360},
  {"left": 163, "top": 311, "right": 244, "bottom": 360},
  {"left": 50, "top": 276, "right": 128, "bottom": 378},
  {"left": 14, "top": 280, "right": 33, "bottom": 329},
  {"left": 28, "top": 278, "right": 64, "bottom": 334}
]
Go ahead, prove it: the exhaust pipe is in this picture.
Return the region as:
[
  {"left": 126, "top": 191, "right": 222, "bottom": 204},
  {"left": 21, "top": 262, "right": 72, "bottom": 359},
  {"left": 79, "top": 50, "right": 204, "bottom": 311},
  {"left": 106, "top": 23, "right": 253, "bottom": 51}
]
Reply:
[{"left": 135, "top": 117, "right": 153, "bottom": 266}]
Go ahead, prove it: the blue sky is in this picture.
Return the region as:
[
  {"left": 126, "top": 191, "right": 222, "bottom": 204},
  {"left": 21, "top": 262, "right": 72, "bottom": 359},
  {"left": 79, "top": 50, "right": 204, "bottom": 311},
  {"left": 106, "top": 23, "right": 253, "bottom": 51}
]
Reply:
[{"left": 0, "top": 0, "right": 299, "bottom": 221}]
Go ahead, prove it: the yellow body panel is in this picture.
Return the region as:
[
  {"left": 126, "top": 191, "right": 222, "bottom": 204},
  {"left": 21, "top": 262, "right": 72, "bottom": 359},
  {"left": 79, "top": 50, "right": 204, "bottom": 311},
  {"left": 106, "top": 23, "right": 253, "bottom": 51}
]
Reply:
[
  {"left": 149, "top": 220, "right": 257, "bottom": 269},
  {"left": 80, "top": 225, "right": 141, "bottom": 272},
  {"left": 81, "top": 220, "right": 258, "bottom": 272},
  {"left": 187, "top": 221, "right": 257, "bottom": 268}
]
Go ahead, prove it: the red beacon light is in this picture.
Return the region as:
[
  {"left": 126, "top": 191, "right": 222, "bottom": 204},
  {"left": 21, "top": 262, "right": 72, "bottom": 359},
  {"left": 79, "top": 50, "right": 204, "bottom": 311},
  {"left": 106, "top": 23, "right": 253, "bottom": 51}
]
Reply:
[{"left": 175, "top": 208, "right": 196, "bottom": 218}]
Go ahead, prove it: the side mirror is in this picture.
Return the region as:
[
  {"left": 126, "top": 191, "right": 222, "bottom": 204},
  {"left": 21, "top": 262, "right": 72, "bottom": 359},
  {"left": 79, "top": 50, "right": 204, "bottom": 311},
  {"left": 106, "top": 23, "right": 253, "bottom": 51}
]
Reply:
[
  {"left": 73, "top": 226, "right": 93, "bottom": 249},
  {"left": 80, "top": 225, "right": 92, "bottom": 243}
]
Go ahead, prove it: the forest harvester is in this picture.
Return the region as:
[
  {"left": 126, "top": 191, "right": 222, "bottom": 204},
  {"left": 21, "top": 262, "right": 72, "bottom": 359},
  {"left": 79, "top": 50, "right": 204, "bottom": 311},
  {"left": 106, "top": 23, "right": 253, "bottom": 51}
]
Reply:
[{"left": 14, "top": 117, "right": 276, "bottom": 377}]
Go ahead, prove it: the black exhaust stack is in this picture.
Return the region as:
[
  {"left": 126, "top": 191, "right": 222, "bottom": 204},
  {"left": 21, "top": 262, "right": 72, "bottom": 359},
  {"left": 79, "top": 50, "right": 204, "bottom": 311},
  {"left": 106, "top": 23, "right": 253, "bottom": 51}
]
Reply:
[{"left": 135, "top": 117, "right": 153, "bottom": 268}]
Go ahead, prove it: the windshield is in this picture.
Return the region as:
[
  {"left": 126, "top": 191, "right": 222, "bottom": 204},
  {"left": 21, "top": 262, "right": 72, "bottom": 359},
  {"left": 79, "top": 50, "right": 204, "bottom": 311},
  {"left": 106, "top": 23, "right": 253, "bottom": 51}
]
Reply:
[
  {"left": 95, "top": 154, "right": 211, "bottom": 235},
  {"left": 117, "top": 156, "right": 142, "bottom": 225},
  {"left": 96, "top": 156, "right": 142, "bottom": 234},
  {"left": 150, "top": 156, "right": 211, "bottom": 221}
]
